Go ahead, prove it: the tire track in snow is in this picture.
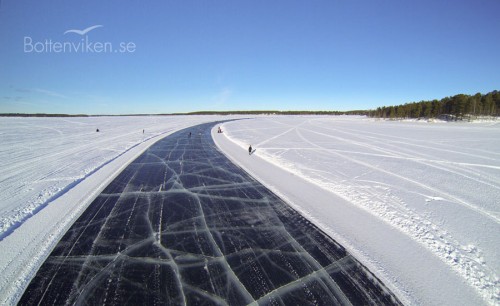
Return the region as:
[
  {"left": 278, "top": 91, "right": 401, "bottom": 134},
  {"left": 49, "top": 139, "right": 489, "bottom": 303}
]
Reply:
[
  {"left": 311, "top": 120, "right": 500, "bottom": 159},
  {"left": 254, "top": 119, "right": 308, "bottom": 148},
  {"left": 267, "top": 123, "right": 500, "bottom": 303},
  {"left": 305, "top": 125, "right": 500, "bottom": 218},
  {"left": 310, "top": 121, "right": 500, "bottom": 181},
  {"left": 298, "top": 127, "right": 500, "bottom": 223}
]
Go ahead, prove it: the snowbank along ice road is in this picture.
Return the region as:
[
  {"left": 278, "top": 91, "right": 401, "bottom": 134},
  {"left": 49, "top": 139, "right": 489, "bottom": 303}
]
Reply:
[
  {"left": 0, "top": 115, "right": 499, "bottom": 305},
  {"left": 20, "top": 122, "right": 400, "bottom": 305}
]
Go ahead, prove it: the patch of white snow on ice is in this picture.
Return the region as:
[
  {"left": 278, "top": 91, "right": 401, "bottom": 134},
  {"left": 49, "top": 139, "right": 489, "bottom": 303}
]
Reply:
[{"left": 217, "top": 116, "right": 500, "bottom": 305}]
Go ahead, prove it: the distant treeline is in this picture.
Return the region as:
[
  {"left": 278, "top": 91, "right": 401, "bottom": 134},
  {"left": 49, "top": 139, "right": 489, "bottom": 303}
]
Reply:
[
  {"left": 180, "top": 110, "right": 368, "bottom": 116},
  {"left": 370, "top": 90, "right": 500, "bottom": 120},
  {"left": 0, "top": 113, "right": 91, "bottom": 117},
  {"left": 1, "top": 110, "right": 368, "bottom": 117},
  {"left": 6, "top": 91, "right": 499, "bottom": 119}
]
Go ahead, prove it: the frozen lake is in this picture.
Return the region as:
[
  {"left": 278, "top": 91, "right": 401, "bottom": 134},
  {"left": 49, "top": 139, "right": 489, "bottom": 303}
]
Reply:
[
  {"left": 20, "top": 123, "right": 400, "bottom": 305},
  {"left": 1, "top": 115, "right": 499, "bottom": 305}
]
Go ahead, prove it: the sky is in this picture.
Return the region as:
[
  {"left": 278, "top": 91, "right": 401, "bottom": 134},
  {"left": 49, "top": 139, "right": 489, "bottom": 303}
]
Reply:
[{"left": 0, "top": 0, "right": 499, "bottom": 114}]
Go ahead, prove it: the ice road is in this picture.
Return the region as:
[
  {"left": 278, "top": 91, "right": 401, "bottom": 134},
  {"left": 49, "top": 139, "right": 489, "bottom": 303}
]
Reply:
[{"left": 20, "top": 122, "right": 400, "bottom": 305}]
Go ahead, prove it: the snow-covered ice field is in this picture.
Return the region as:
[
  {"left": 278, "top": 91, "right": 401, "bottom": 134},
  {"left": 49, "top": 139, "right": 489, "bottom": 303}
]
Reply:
[
  {"left": 0, "top": 115, "right": 499, "bottom": 305},
  {"left": 0, "top": 116, "right": 227, "bottom": 238},
  {"left": 0, "top": 115, "right": 229, "bottom": 304},
  {"left": 216, "top": 116, "right": 500, "bottom": 305}
]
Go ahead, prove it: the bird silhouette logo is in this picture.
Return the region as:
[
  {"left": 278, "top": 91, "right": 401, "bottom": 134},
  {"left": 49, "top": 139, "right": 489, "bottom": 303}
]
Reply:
[{"left": 64, "top": 25, "right": 103, "bottom": 36}]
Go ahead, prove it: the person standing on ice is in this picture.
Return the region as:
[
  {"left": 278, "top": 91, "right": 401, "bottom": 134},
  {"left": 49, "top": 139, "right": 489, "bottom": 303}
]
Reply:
[{"left": 248, "top": 145, "right": 252, "bottom": 155}]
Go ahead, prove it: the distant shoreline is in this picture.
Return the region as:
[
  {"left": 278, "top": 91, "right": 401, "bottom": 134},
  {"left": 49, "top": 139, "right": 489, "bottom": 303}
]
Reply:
[{"left": 0, "top": 110, "right": 367, "bottom": 118}]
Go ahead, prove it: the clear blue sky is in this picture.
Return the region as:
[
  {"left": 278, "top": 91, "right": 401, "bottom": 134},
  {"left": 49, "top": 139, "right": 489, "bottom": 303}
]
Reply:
[{"left": 1, "top": 0, "right": 499, "bottom": 114}]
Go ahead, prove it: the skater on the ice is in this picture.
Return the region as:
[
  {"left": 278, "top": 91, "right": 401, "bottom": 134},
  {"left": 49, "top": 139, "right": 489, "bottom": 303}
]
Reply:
[
  {"left": 248, "top": 145, "right": 252, "bottom": 155},
  {"left": 217, "top": 126, "right": 223, "bottom": 133},
  {"left": 96, "top": 128, "right": 99, "bottom": 132},
  {"left": 188, "top": 132, "right": 192, "bottom": 138}
]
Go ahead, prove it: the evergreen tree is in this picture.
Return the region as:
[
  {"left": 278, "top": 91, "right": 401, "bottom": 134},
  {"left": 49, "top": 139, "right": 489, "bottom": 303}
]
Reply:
[{"left": 369, "top": 91, "right": 499, "bottom": 119}]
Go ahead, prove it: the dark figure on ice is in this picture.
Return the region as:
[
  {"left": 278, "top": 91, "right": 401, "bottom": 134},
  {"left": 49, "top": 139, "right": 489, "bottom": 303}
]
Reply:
[
  {"left": 96, "top": 128, "right": 99, "bottom": 132},
  {"left": 188, "top": 132, "right": 192, "bottom": 138},
  {"left": 248, "top": 145, "right": 252, "bottom": 155}
]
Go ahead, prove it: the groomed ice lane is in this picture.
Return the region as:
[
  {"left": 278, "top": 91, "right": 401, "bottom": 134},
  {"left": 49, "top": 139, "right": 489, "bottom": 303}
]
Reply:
[{"left": 20, "top": 122, "right": 401, "bottom": 305}]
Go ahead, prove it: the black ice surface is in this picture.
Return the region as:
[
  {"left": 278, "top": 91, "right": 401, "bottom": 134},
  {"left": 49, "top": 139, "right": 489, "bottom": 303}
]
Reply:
[{"left": 20, "top": 123, "right": 401, "bottom": 305}]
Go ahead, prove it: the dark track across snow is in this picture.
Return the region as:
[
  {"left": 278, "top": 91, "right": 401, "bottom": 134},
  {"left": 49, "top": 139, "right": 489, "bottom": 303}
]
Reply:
[{"left": 20, "top": 122, "right": 401, "bottom": 305}]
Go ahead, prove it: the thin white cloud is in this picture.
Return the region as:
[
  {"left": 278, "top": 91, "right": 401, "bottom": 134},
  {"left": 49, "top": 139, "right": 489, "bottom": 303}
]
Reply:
[
  {"left": 211, "top": 88, "right": 232, "bottom": 107},
  {"left": 14, "top": 87, "right": 67, "bottom": 99},
  {"left": 32, "top": 88, "right": 67, "bottom": 99},
  {"left": 17, "top": 100, "right": 38, "bottom": 107}
]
